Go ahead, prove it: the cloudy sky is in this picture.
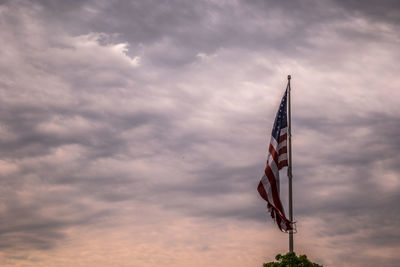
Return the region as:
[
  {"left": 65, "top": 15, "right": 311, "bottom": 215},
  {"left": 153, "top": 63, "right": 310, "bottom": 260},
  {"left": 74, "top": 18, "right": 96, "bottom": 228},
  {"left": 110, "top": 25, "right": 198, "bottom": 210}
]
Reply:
[{"left": 1, "top": 0, "right": 400, "bottom": 266}]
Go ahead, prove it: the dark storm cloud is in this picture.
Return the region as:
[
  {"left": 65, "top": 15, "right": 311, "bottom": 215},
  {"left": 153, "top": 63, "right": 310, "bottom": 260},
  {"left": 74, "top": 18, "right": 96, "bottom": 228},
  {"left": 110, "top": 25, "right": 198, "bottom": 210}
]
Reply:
[
  {"left": 0, "top": 189, "right": 112, "bottom": 251},
  {"left": 333, "top": 0, "right": 400, "bottom": 24},
  {"left": 0, "top": 102, "right": 157, "bottom": 159},
  {"left": 293, "top": 111, "right": 400, "bottom": 199},
  {"left": 25, "top": 0, "right": 352, "bottom": 67},
  {"left": 151, "top": 163, "right": 266, "bottom": 220}
]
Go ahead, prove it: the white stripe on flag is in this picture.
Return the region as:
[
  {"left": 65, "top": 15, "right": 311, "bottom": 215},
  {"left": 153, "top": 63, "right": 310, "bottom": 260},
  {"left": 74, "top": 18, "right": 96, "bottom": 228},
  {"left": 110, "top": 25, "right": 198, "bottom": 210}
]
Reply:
[{"left": 278, "top": 153, "right": 288, "bottom": 162}]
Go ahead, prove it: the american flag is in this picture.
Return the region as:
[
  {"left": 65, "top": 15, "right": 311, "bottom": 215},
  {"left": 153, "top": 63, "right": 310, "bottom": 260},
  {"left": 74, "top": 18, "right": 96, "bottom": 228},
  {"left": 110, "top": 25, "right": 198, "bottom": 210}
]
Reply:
[{"left": 257, "top": 88, "right": 293, "bottom": 232}]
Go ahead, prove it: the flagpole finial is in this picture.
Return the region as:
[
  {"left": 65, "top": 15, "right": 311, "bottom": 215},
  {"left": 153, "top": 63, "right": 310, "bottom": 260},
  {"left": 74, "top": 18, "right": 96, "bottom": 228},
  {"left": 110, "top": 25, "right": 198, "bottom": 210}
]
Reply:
[{"left": 288, "top": 75, "right": 291, "bottom": 80}]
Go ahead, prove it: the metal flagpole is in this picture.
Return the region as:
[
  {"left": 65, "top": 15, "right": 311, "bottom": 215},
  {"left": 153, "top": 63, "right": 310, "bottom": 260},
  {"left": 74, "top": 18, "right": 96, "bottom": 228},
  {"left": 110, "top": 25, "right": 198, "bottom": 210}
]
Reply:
[{"left": 287, "top": 75, "right": 294, "bottom": 253}]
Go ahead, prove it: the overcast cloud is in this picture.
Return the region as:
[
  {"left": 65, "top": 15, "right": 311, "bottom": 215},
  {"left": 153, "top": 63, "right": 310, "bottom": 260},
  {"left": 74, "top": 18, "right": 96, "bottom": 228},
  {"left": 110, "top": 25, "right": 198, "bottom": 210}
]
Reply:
[{"left": 0, "top": 0, "right": 399, "bottom": 266}]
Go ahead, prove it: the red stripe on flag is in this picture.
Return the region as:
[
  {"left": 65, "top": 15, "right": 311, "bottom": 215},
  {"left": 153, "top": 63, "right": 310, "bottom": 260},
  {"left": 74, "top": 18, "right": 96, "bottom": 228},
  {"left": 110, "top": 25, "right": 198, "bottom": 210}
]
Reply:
[
  {"left": 268, "top": 144, "right": 279, "bottom": 164},
  {"left": 278, "top": 160, "right": 288, "bottom": 169},
  {"left": 257, "top": 181, "right": 269, "bottom": 202},
  {"left": 264, "top": 165, "right": 285, "bottom": 213},
  {"left": 279, "top": 133, "right": 287, "bottom": 142},
  {"left": 278, "top": 146, "right": 287, "bottom": 154}
]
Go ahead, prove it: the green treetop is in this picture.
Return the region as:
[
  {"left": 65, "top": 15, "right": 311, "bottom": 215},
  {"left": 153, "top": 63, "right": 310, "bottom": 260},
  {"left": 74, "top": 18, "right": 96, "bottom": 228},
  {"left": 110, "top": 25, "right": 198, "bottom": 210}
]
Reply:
[{"left": 263, "top": 252, "right": 322, "bottom": 267}]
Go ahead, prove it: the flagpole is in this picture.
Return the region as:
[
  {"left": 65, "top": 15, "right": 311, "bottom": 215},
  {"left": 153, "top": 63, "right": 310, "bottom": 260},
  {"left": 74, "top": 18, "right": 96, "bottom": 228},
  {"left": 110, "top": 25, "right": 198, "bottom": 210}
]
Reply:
[{"left": 287, "top": 75, "right": 294, "bottom": 253}]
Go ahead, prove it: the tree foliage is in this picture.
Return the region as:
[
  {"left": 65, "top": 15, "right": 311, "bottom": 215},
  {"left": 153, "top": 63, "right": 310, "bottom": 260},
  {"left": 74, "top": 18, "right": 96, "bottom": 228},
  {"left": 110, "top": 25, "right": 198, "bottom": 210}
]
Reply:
[{"left": 263, "top": 252, "right": 322, "bottom": 267}]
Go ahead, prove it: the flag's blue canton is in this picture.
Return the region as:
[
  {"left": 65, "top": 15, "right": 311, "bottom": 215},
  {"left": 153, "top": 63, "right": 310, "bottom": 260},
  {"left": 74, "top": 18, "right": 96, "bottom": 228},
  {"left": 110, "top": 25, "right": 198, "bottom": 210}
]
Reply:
[{"left": 271, "top": 90, "right": 288, "bottom": 141}]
